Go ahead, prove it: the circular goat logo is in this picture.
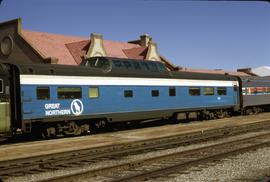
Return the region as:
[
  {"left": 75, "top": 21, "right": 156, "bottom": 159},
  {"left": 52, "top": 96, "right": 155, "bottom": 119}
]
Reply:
[{"left": 71, "top": 99, "right": 84, "bottom": 116}]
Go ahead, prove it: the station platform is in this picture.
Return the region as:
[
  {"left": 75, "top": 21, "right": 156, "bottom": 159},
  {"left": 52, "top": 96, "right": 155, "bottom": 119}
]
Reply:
[{"left": 1, "top": 113, "right": 270, "bottom": 162}]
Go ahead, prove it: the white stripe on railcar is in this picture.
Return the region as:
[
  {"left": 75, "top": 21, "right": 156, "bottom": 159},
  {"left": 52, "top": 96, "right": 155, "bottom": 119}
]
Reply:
[{"left": 20, "top": 75, "right": 239, "bottom": 87}]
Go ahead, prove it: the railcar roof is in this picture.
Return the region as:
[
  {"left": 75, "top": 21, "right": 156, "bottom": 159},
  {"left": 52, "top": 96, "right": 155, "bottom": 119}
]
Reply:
[
  {"left": 240, "top": 76, "right": 270, "bottom": 87},
  {"left": 171, "top": 71, "right": 239, "bottom": 81},
  {"left": 9, "top": 60, "right": 238, "bottom": 81},
  {"left": 14, "top": 63, "right": 171, "bottom": 78}
]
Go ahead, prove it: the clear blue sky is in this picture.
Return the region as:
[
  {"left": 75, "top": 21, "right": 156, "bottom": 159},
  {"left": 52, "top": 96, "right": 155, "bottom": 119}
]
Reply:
[{"left": 0, "top": 0, "right": 269, "bottom": 70}]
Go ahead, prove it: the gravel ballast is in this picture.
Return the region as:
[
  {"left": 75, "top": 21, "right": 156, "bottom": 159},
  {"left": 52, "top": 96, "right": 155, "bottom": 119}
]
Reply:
[{"left": 155, "top": 147, "right": 270, "bottom": 182}]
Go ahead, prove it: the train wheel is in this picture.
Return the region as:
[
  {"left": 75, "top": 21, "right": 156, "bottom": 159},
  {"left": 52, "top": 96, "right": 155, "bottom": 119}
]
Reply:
[
  {"left": 63, "top": 121, "right": 82, "bottom": 136},
  {"left": 245, "top": 109, "right": 253, "bottom": 115},
  {"left": 79, "top": 124, "right": 90, "bottom": 135},
  {"left": 252, "top": 107, "right": 263, "bottom": 114},
  {"left": 41, "top": 127, "right": 56, "bottom": 139}
]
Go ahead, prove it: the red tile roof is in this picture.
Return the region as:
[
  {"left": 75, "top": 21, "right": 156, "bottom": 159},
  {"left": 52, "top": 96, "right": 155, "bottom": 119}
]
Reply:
[
  {"left": 103, "top": 40, "right": 141, "bottom": 58},
  {"left": 22, "top": 30, "right": 85, "bottom": 65},
  {"left": 21, "top": 29, "right": 250, "bottom": 76},
  {"left": 65, "top": 40, "right": 89, "bottom": 65},
  {"left": 122, "top": 47, "right": 147, "bottom": 60},
  {"left": 22, "top": 29, "right": 143, "bottom": 65}
]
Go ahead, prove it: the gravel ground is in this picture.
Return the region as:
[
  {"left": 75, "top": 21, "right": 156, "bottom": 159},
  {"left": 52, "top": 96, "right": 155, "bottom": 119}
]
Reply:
[
  {"left": 5, "top": 131, "right": 270, "bottom": 182},
  {"left": 157, "top": 147, "right": 270, "bottom": 182}
]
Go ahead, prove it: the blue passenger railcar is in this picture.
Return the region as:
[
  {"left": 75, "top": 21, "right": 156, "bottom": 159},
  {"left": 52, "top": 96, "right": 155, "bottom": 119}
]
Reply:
[
  {"left": 16, "top": 57, "right": 240, "bottom": 137},
  {"left": 20, "top": 76, "right": 239, "bottom": 121}
]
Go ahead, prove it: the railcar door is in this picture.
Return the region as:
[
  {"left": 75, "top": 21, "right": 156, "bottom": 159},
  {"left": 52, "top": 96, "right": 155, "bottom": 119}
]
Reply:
[
  {"left": 0, "top": 75, "right": 11, "bottom": 135},
  {"left": 233, "top": 84, "right": 239, "bottom": 106}
]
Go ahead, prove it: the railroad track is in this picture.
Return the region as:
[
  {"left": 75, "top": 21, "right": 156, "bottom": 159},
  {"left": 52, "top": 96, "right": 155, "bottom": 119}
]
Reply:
[
  {"left": 43, "top": 132, "right": 270, "bottom": 182},
  {"left": 1, "top": 119, "right": 270, "bottom": 181}
]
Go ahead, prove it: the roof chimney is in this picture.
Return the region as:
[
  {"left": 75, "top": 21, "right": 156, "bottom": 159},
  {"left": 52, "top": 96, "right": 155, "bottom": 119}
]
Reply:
[
  {"left": 145, "top": 41, "right": 161, "bottom": 61},
  {"left": 85, "top": 33, "right": 107, "bottom": 58},
  {"left": 140, "top": 33, "right": 152, "bottom": 47}
]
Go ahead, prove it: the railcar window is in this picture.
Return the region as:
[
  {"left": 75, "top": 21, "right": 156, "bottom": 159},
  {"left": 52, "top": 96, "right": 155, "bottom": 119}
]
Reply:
[
  {"left": 87, "top": 59, "right": 98, "bottom": 67},
  {"left": 203, "top": 87, "right": 214, "bottom": 96},
  {"left": 251, "top": 87, "right": 257, "bottom": 95},
  {"left": 242, "top": 88, "right": 246, "bottom": 95},
  {"left": 57, "top": 87, "right": 82, "bottom": 99},
  {"left": 113, "top": 60, "right": 122, "bottom": 68},
  {"left": 245, "top": 87, "right": 252, "bottom": 95},
  {"left": 87, "top": 58, "right": 110, "bottom": 70},
  {"left": 152, "top": 90, "right": 159, "bottom": 97},
  {"left": 189, "top": 87, "right": 200, "bottom": 96},
  {"left": 99, "top": 59, "right": 110, "bottom": 70},
  {"left": 169, "top": 87, "right": 176, "bottom": 96},
  {"left": 132, "top": 62, "right": 141, "bottom": 70},
  {"left": 217, "top": 87, "right": 227, "bottom": 95},
  {"left": 140, "top": 62, "right": 150, "bottom": 71},
  {"left": 156, "top": 62, "right": 167, "bottom": 72},
  {"left": 148, "top": 62, "right": 159, "bottom": 72},
  {"left": 37, "top": 87, "right": 50, "bottom": 100},
  {"left": 124, "top": 90, "right": 133, "bottom": 98},
  {"left": 123, "top": 61, "right": 132, "bottom": 69},
  {"left": 256, "top": 87, "right": 265, "bottom": 94},
  {"left": 245, "top": 87, "right": 270, "bottom": 95},
  {"left": 0, "top": 79, "right": 3, "bottom": 93},
  {"left": 89, "top": 87, "right": 99, "bottom": 98}
]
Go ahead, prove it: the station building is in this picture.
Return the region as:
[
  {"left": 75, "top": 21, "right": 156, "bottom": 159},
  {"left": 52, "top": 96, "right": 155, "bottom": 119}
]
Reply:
[
  {"left": 0, "top": 18, "right": 177, "bottom": 69},
  {"left": 0, "top": 18, "right": 249, "bottom": 76}
]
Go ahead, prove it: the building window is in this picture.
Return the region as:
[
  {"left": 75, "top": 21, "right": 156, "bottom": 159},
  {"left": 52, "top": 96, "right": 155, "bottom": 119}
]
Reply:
[
  {"left": 152, "top": 90, "right": 159, "bottom": 97},
  {"left": 217, "top": 87, "right": 227, "bottom": 95},
  {"left": 57, "top": 87, "right": 82, "bottom": 99},
  {"left": 189, "top": 87, "right": 200, "bottom": 96},
  {"left": 89, "top": 87, "right": 99, "bottom": 98},
  {"left": 169, "top": 87, "right": 176, "bottom": 96},
  {"left": 204, "top": 87, "right": 214, "bottom": 96},
  {"left": 124, "top": 90, "right": 133, "bottom": 97},
  {"left": 37, "top": 87, "right": 50, "bottom": 100}
]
